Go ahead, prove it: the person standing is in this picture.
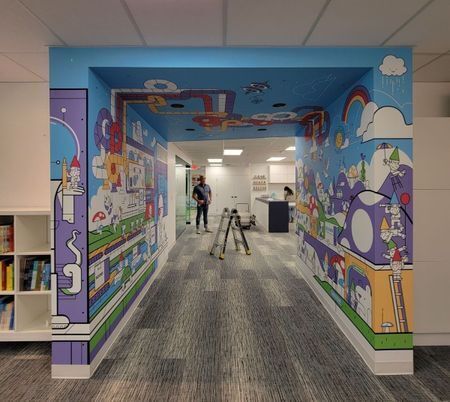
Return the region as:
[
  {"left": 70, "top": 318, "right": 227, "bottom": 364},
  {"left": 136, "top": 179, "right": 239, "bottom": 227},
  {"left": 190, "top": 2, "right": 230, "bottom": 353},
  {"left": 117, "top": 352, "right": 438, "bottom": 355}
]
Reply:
[
  {"left": 284, "top": 186, "right": 295, "bottom": 223},
  {"left": 192, "top": 175, "right": 213, "bottom": 234}
]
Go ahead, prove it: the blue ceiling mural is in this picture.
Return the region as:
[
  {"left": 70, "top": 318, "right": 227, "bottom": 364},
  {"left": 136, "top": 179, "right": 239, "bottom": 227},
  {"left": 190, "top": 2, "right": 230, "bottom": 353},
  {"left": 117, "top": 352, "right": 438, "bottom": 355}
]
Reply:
[{"left": 93, "top": 67, "right": 370, "bottom": 141}]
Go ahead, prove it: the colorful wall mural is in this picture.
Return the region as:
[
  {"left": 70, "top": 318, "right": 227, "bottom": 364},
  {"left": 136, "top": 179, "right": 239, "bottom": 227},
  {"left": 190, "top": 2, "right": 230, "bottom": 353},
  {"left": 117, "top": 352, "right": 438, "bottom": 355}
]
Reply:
[
  {"left": 49, "top": 47, "right": 413, "bottom": 375},
  {"left": 295, "top": 54, "right": 413, "bottom": 350},
  {"left": 51, "top": 89, "right": 89, "bottom": 365},
  {"left": 51, "top": 74, "right": 169, "bottom": 366},
  {"left": 93, "top": 67, "right": 369, "bottom": 142}
]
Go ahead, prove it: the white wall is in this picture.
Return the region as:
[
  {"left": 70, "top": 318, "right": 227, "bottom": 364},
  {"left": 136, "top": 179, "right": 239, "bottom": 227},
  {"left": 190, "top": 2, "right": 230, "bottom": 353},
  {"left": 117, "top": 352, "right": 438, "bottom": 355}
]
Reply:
[
  {"left": 0, "top": 83, "right": 50, "bottom": 209},
  {"left": 413, "top": 117, "right": 450, "bottom": 345},
  {"left": 167, "top": 143, "right": 193, "bottom": 249},
  {"left": 414, "top": 83, "right": 450, "bottom": 117}
]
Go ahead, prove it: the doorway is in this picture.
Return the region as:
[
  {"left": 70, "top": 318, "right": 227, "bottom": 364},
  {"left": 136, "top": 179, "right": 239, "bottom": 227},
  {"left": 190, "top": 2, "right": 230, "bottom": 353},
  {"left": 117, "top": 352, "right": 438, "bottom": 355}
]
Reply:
[{"left": 175, "top": 156, "right": 190, "bottom": 238}]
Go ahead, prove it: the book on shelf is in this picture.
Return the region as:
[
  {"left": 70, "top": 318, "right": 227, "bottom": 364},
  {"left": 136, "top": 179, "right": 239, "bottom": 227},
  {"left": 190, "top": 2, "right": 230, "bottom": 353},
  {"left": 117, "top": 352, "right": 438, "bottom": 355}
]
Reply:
[
  {"left": 22, "top": 257, "right": 51, "bottom": 291},
  {"left": 0, "top": 296, "right": 14, "bottom": 331},
  {"left": 0, "top": 224, "right": 14, "bottom": 253},
  {"left": 0, "top": 259, "right": 14, "bottom": 291}
]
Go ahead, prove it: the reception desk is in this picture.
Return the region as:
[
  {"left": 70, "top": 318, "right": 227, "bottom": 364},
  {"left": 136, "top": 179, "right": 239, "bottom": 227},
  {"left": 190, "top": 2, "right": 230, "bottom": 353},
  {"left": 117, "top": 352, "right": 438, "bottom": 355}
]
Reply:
[{"left": 253, "top": 197, "right": 289, "bottom": 233}]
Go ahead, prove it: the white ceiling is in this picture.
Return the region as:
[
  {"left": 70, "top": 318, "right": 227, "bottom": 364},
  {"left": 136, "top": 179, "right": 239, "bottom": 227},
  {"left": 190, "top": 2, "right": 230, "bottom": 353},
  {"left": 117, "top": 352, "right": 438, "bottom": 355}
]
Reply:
[
  {"left": 175, "top": 137, "right": 296, "bottom": 166},
  {"left": 0, "top": 0, "right": 449, "bottom": 82}
]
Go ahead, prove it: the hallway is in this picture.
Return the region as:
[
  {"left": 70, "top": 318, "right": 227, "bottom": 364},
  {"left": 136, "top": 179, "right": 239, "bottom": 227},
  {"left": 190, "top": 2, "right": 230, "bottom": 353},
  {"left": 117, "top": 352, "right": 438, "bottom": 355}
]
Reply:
[{"left": 0, "top": 221, "right": 449, "bottom": 401}]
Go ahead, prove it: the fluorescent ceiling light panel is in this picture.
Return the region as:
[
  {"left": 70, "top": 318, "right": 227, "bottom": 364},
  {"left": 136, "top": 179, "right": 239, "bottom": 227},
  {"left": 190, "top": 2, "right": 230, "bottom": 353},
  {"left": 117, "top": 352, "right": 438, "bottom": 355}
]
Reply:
[
  {"left": 223, "top": 149, "right": 243, "bottom": 156},
  {"left": 266, "top": 157, "right": 286, "bottom": 162},
  {"left": 285, "top": 146, "right": 296, "bottom": 151},
  {"left": 209, "top": 163, "right": 222, "bottom": 167},
  {"left": 207, "top": 158, "right": 222, "bottom": 163},
  {"left": 175, "top": 164, "right": 183, "bottom": 167}
]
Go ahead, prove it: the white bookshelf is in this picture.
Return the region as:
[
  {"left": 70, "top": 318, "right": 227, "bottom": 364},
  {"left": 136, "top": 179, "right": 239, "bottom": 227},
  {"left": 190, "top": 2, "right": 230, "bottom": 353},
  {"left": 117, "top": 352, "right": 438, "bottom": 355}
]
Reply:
[{"left": 0, "top": 208, "right": 51, "bottom": 341}]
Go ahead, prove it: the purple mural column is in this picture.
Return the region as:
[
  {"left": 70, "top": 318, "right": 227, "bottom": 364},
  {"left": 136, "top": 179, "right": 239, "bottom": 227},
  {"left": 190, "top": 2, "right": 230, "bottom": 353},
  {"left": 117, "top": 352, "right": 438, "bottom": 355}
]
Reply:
[{"left": 50, "top": 89, "right": 89, "bottom": 366}]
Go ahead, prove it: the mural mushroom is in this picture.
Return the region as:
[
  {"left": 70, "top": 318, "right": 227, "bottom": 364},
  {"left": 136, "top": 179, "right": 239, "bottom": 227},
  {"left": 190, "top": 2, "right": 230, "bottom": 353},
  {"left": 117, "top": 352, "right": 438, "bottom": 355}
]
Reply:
[{"left": 92, "top": 211, "right": 106, "bottom": 234}]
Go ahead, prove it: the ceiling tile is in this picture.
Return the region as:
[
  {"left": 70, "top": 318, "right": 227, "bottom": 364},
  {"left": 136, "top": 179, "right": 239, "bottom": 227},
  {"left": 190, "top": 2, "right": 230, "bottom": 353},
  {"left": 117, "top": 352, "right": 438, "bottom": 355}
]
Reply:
[
  {"left": 307, "top": 0, "right": 428, "bottom": 46},
  {"left": 385, "top": 0, "right": 450, "bottom": 53},
  {"left": 0, "top": 54, "right": 44, "bottom": 81},
  {"left": 21, "top": 0, "right": 143, "bottom": 46},
  {"left": 125, "top": 0, "right": 223, "bottom": 46},
  {"left": 4, "top": 52, "right": 49, "bottom": 81},
  {"left": 413, "top": 53, "right": 440, "bottom": 71},
  {"left": 414, "top": 54, "right": 450, "bottom": 82},
  {"left": 227, "top": 0, "right": 326, "bottom": 45},
  {"left": 0, "top": 0, "right": 62, "bottom": 52}
]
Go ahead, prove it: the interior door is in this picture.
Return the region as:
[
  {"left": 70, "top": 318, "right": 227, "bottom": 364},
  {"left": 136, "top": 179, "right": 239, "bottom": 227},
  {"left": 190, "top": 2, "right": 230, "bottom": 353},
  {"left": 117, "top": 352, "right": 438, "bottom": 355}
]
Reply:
[{"left": 211, "top": 174, "right": 250, "bottom": 215}]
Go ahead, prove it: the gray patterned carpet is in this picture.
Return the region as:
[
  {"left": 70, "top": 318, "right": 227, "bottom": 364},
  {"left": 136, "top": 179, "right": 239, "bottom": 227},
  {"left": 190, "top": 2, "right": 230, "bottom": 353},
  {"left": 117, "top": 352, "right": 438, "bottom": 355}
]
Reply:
[{"left": 0, "top": 220, "right": 449, "bottom": 401}]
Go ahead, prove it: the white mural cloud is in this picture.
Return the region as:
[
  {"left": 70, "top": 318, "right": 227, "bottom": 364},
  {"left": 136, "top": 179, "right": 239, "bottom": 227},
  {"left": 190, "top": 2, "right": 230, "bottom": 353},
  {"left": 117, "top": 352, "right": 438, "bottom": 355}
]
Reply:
[
  {"left": 379, "top": 55, "right": 407, "bottom": 76},
  {"left": 357, "top": 106, "right": 412, "bottom": 142},
  {"left": 357, "top": 102, "right": 378, "bottom": 137}
]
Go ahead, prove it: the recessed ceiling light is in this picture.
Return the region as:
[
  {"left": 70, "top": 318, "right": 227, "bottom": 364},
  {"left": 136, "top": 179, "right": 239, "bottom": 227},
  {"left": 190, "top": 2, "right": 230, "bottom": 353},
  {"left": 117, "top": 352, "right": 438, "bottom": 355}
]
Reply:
[
  {"left": 208, "top": 158, "right": 222, "bottom": 163},
  {"left": 175, "top": 164, "right": 183, "bottom": 167},
  {"left": 285, "top": 146, "right": 296, "bottom": 151},
  {"left": 272, "top": 103, "right": 286, "bottom": 108},
  {"left": 209, "top": 163, "right": 222, "bottom": 167},
  {"left": 267, "top": 157, "right": 286, "bottom": 162},
  {"left": 223, "top": 149, "right": 243, "bottom": 156},
  {"left": 170, "top": 103, "right": 184, "bottom": 108},
  {"left": 257, "top": 128, "right": 267, "bottom": 131},
  {"left": 185, "top": 128, "right": 195, "bottom": 131}
]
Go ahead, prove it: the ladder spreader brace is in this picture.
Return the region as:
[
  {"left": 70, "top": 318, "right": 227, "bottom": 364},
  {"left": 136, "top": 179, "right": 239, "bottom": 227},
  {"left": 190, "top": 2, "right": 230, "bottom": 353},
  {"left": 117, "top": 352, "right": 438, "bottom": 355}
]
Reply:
[{"left": 210, "top": 208, "right": 251, "bottom": 260}]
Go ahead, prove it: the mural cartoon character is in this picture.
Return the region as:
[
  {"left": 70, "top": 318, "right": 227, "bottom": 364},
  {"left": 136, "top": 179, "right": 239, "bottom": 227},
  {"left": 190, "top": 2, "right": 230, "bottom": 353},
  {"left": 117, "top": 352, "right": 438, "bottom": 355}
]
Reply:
[
  {"left": 390, "top": 248, "right": 405, "bottom": 280},
  {"left": 380, "top": 217, "right": 407, "bottom": 278},
  {"left": 380, "top": 193, "right": 403, "bottom": 231},
  {"left": 384, "top": 147, "right": 406, "bottom": 178},
  {"left": 67, "top": 156, "right": 81, "bottom": 189}
]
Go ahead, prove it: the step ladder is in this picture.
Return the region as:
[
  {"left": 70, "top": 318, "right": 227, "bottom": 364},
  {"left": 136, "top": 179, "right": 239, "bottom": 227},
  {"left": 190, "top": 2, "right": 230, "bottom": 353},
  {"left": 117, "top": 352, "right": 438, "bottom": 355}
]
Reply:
[
  {"left": 389, "top": 275, "right": 409, "bottom": 333},
  {"left": 210, "top": 208, "right": 251, "bottom": 260}
]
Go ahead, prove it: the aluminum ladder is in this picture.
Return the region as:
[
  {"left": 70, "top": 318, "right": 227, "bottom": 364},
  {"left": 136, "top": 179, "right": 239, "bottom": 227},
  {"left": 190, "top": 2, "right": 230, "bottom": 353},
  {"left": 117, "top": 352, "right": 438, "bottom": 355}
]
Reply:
[{"left": 210, "top": 208, "right": 251, "bottom": 260}]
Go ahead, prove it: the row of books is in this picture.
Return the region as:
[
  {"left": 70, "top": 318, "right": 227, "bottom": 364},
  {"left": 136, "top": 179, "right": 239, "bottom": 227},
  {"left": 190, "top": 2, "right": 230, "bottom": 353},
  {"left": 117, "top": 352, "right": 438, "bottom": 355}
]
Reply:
[
  {"left": 22, "top": 258, "right": 51, "bottom": 291},
  {"left": 0, "top": 296, "right": 14, "bottom": 331},
  {"left": 0, "top": 260, "right": 14, "bottom": 291},
  {"left": 0, "top": 224, "right": 14, "bottom": 254}
]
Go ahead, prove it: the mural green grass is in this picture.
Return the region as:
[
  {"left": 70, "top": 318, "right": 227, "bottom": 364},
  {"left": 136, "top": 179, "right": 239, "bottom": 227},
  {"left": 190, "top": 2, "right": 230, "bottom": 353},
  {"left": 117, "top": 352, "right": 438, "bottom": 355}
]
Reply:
[
  {"left": 90, "top": 261, "right": 156, "bottom": 355},
  {"left": 314, "top": 277, "right": 412, "bottom": 350},
  {"left": 88, "top": 212, "right": 147, "bottom": 252}
]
